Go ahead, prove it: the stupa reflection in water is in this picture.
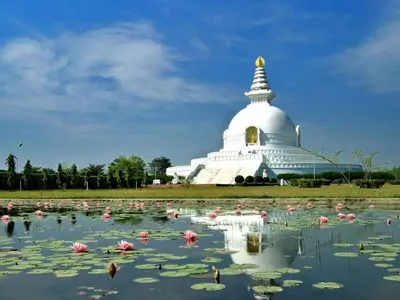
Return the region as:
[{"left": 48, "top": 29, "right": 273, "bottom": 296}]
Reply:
[{"left": 189, "top": 211, "right": 304, "bottom": 299}]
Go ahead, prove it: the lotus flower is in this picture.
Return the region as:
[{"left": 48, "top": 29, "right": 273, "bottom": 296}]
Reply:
[
  {"left": 369, "top": 204, "right": 375, "bottom": 209},
  {"left": 7, "top": 203, "right": 13, "bottom": 210},
  {"left": 244, "top": 203, "right": 248, "bottom": 209},
  {"left": 338, "top": 213, "right": 346, "bottom": 219},
  {"left": 347, "top": 213, "right": 355, "bottom": 220},
  {"left": 166, "top": 202, "right": 172, "bottom": 206},
  {"left": 58, "top": 204, "right": 62, "bottom": 209},
  {"left": 386, "top": 218, "right": 391, "bottom": 225},
  {"left": 306, "top": 203, "right": 312, "bottom": 208},
  {"left": 288, "top": 207, "right": 295, "bottom": 212},
  {"left": 336, "top": 203, "right": 343, "bottom": 210},
  {"left": 36, "top": 201, "right": 41, "bottom": 207},
  {"left": 184, "top": 230, "right": 199, "bottom": 245},
  {"left": 139, "top": 231, "right": 148, "bottom": 239},
  {"left": 235, "top": 209, "right": 241, "bottom": 215},
  {"left": 236, "top": 204, "right": 241, "bottom": 209},
  {"left": 254, "top": 206, "right": 259, "bottom": 213},
  {"left": 297, "top": 204, "right": 302, "bottom": 209},
  {"left": 35, "top": 210, "right": 43, "bottom": 216},
  {"left": 103, "top": 213, "right": 111, "bottom": 219},
  {"left": 319, "top": 216, "right": 328, "bottom": 224},
  {"left": 117, "top": 240, "right": 134, "bottom": 251},
  {"left": 173, "top": 213, "right": 179, "bottom": 219},
  {"left": 214, "top": 208, "right": 221, "bottom": 214},
  {"left": 261, "top": 211, "right": 267, "bottom": 219},
  {"left": 117, "top": 204, "right": 121, "bottom": 208},
  {"left": 209, "top": 213, "right": 217, "bottom": 219},
  {"left": 72, "top": 242, "right": 88, "bottom": 253},
  {"left": 106, "top": 207, "right": 112, "bottom": 213},
  {"left": 1, "top": 215, "right": 10, "bottom": 223}
]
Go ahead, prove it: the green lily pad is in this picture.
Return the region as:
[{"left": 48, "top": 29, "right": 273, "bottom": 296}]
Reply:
[
  {"left": 375, "top": 263, "right": 393, "bottom": 268},
  {"left": 275, "top": 268, "right": 300, "bottom": 274},
  {"left": 333, "top": 252, "right": 358, "bottom": 258},
  {"left": 191, "top": 283, "right": 226, "bottom": 291},
  {"left": 387, "top": 268, "right": 400, "bottom": 272},
  {"left": 146, "top": 258, "right": 167, "bottom": 263},
  {"left": 201, "top": 257, "right": 222, "bottom": 263},
  {"left": 383, "top": 275, "right": 400, "bottom": 281},
  {"left": 26, "top": 269, "right": 54, "bottom": 274},
  {"left": 332, "top": 243, "right": 354, "bottom": 247},
  {"left": 252, "top": 272, "right": 282, "bottom": 279},
  {"left": 133, "top": 277, "right": 160, "bottom": 283},
  {"left": 87, "top": 269, "right": 109, "bottom": 275},
  {"left": 369, "top": 257, "right": 395, "bottom": 262},
  {"left": 283, "top": 280, "right": 303, "bottom": 287},
  {"left": 159, "top": 270, "right": 190, "bottom": 277},
  {"left": 219, "top": 268, "right": 244, "bottom": 275},
  {"left": 312, "top": 282, "right": 343, "bottom": 289},
  {"left": 252, "top": 286, "right": 283, "bottom": 293},
  {"left": 54, "top": 270, "right": 79, "bottom": 278}
]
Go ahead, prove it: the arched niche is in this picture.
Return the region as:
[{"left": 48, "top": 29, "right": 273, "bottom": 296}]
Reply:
[{"left": 245, "top": 126, "right": 258, "bottom": 145}]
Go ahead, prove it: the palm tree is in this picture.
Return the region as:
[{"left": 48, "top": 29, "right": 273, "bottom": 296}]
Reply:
[{"left": 5, "top": 154, "right": 17, "bottom": 189}]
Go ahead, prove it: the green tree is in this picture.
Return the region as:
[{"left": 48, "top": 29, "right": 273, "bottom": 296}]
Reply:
[
  {"left": 148, "top": 156, "right": 172, "bottom": 177},
  {"left": 22, "top": 159, "right": 33, "bottom": 189},
  {"left": 70, "top": 164, "right": 78, "bottom": 188},
  {"left": 106, "top": 166, "right": 116, "bottom": 188},
  {"left": 56, "top": 163, "right": 64, "bottom": 189},
  {"left": 352, "top": 149, "right": 379, "bottom": 180},
  {"left": 109, "top": 155, "right": 145, "bottom": 188},
  {"left": 5, "top": 154, "right": 17, "bottom": 189}
]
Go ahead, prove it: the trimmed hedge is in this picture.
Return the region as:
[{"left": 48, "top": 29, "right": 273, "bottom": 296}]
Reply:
[
  {"left": 388, "top": 180, "right": 400, "bottom": 185},
  {"left": 277, "top": 171, "right": 395, "bottom": 181},
  {"left": 289, "top": 179, "right": 323, "bottom": 188},
  {"left": 244, "top": 176, "right": 255, "bottom": 184},
  {"left": 235, "top": 175, "right": 244, "bottom": 184},
  {"left": 353, "top": 179, "right": 385, "bottom": 189}
]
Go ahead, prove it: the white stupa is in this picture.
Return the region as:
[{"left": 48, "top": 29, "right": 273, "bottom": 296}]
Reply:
[
  {"left": 167, "top": 56, "right": 362, "bottom": 184},
  {"left": 189, "top": 212, "right": 301, "bottom": 274}
]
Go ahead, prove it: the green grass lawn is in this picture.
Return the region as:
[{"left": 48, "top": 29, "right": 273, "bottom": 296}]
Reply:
[{"left": 0, "top": 184, "right": 399, "bottom": 199}]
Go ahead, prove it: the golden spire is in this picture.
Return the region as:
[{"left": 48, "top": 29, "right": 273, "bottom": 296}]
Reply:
[{"left": 255, "top": 56, "right": 265, "bottom": 68}]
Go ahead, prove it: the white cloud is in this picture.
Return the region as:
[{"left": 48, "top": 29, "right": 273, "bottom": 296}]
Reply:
[
  {"left": 189, "top": 37, "right": 210, "bottom": 54},
  {"left": 334, "top": 15, "right": 400, "bottom": 93},
  {"left": 0, "top": 22, "right": 235, "bottom": 122}
]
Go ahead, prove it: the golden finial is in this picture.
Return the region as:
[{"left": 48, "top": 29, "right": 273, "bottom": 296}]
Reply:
[{"left": 255, "top": 56, "right": 265, "bottom": 68}]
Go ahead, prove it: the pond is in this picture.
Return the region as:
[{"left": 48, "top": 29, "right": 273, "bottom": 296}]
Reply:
[{"left": 1, "top": 200, "right": 400, "bottom": 300}]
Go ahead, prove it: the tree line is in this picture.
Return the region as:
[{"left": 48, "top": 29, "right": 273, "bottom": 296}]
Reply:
[{"left": 0, "top": 154, "right": 173, "bottom": 190}]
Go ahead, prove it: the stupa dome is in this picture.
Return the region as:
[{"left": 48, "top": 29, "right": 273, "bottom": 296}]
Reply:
[{"left": 227, "top": 103, "right": 297, "bottom": 146}]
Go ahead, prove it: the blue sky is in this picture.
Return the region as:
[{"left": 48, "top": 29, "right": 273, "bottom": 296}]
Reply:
[{"left": 0, "top": 0, "right": 399, "bottom": 170}]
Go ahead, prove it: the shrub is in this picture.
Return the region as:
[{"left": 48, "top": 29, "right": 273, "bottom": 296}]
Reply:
[
  {"left": 244, "top": 176, "right": 255, "bottom": 184},
  {"left": 263, "top": 177, "right": 270, "bottom": 184},
  {"left": 388, "top": 180, "right": 400, "bottom": 185},
  {"left": 321, "top": 179, "right": 332, "bottom": 186},
  {"left": 290, "top": 179, "right": 323, "bottom": 188},
  {"left": 270, "top": 178, "right": 278, "bottom": 184},
  {"left": 235, "top": 175, "right": 244, "bottom": 184},
  {"left": 353, "top": 179, "right": 386, "bottom": 189},
  {"left": 254, "top": 176, "right": 263, "bottom": 184}
]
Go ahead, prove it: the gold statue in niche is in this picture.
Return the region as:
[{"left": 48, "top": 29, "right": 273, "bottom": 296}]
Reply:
[
  {"left": 246, "top": 126, "right": 258, "bottom": 144},
  {"left": 246, "top": 233, "right": 260, "bottom": 254}
]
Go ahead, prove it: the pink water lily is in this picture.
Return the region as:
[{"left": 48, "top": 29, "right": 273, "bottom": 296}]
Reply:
[
  {"left": 106, "top": 207, "right": 112, "bottom": 213},
  {"left": 35, "top": 210, "right": 43, "bottom": 216},
  {"left": 7, "top": 202, "right": 13, "bottom": 210},
  {"left": 347, "top": 213, "right": 355, "bottom": 220},
  {"left": 72, "top": 242, "right": 88, "bottom": 253},
  {"left": 319, "top": 216, "right": 328, "bottom": 224},
  {"left": 369, "top": 204, "right": 375, "bottom": 209},
  {"left": 184, "top": 230, "right": 199, "bottom": 245},
  {"left": 117, "top": 240, "right": 134, "bottom": 251},
  {"left": 103, "top": 213, "right": 111, "bottom": 219},
  {"left": 209, "top": 212, "right": 217, "bottom": 219},
  {"left": 386, "top": 218, "right": 391, "bottom": 225},
  {"left": 1, "top": 215, "right": 10, "bottom": 223},
  {"left": 36, "top": 201, "right": 41, "bottom": 207},
  {"left": 235, "top": 209, "right": 241, "bottom": 215},
  {"left": 261, "top": 211, "right": 267, "bottom": 219},
  {"left": 139, "top": 232, "right": 148, "bottom": 239},
  {"left": 338, "top": 213, "right": 346, "bottom": 219}
]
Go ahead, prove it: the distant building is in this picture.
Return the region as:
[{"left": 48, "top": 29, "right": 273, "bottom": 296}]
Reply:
[{"left": 167, "top": 56, "right": 362, "bottom": 184}]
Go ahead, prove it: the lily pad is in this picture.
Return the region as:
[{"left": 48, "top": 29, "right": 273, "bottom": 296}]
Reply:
[
  {"left": 283, "top": 280, "right": 303, "bottom": 287},
  {"left": 252, "top": 286, "right": 283, "bottom": 293},
  {"left": 135, "top": 264, "right": 160, "bottom": 270},
  {"left": 383, "top": 275, "right": 400, "bottom": 281},
  {"left": 159, "top": 270, "right": 190, "bottom": 277},
  {"left": 275, "top": 268, "right": 300, "bottom": 274},
  {"left": 375, "top": 263, "right": 393, "bottom": 268},
  {"left": 252, "top": 272, "right": 282, "bottom": 279},
  {"left": 332, "top": 243, "right": 354, "bottom": 247},
  {"left": 133, "top": 277, "right": 160, "bottom": 283},
  {"left": 201, "top": 257, "right": 222, "bottom": 263},
  {"left": 333, "top": 252, "right": 358, "bottom": 258},
  {"left": 312, "top": 282, "right": 343, "bottom": 289},
  {"left": 191, "top": 283, "right": 226, "bottom": 291}
]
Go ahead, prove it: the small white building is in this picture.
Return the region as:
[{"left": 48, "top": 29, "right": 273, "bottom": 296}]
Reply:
[{"left": 167, "top": 56, "right": 362, "bottom": 184}]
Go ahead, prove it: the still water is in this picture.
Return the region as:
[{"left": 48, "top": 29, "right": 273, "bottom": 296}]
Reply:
[{"left": 1, "top": 201, "right": 400, "bottom": 300}]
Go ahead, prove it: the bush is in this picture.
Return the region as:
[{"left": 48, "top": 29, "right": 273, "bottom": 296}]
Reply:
[
  {"left": 263, "top": 177, "right": 270, "bottom": 184},
  {"left": 270, "top": 178, "right": 278, "bottom": 184},
  {"left": 353, "top": 179, "right": 386, "bottom": 189},
  {"left": 321, "top": 179, "right": 332, "bottom": 186},
  {"left": 388, "top": 180, "right": 400, "bottom": 185},
  {"left": 244, "top": 176, "right": 255, "bottom": 184},
  {"left": 290, "top": 179, "right": 322, "bottom": 188},
  {"left": 254, "top": 176, "right": 263, "bottom": 184},
  {"left": 235, "top": 175, "right": 244, "bottom": 184}
]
